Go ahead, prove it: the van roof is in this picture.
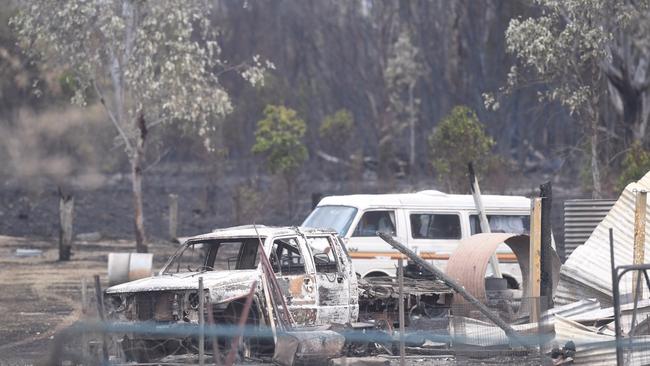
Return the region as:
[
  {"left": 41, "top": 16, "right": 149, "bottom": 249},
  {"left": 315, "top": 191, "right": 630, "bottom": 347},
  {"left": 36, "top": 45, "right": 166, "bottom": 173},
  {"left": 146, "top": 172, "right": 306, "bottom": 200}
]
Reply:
[{"left": 317, "top": 190, "right": 531, "bottom": 211}]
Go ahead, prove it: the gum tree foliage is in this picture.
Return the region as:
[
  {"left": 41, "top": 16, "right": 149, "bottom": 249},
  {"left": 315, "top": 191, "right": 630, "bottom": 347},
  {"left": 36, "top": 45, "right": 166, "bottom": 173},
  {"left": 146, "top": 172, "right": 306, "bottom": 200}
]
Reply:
[
  {"left": 384, "top": 28, "right": 425, "bottom": 171},
  {"left": 491, "top": 0, "right": 650, "bottom": 198},
  {"left": 252, "top": 105, "right": 308, "bottom": 217},
  {"left": 12, "top": 0, "right": 268, "bottom": 252},
  {"left": 618, "top": 143, "right": 650, "bottom": 191},
  {"left": 429, "top": 106, "right": 495, "bottom": 192},
  {"left": 319, "top": 109, "right": 355, "bottom": 160}
]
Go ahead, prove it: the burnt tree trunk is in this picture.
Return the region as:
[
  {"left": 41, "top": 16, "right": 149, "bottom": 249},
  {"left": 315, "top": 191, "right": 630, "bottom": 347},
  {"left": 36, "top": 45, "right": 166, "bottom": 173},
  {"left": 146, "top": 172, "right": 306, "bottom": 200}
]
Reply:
[
  {"left": 132, "top": 113, "right": 147, "bottom": 253},
  {"left": 285, "top": 174, "right": 294, "bottom": 221},
  {"left": 58, "top": 188, "right": 74, "bottom": 261}
]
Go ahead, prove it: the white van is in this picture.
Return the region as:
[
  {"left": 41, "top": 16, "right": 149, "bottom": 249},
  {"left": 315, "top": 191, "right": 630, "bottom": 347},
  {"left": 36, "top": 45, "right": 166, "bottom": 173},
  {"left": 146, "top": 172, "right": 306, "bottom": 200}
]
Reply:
[{"left": 302, "top": 190, "right": 531, "bottom": 288}]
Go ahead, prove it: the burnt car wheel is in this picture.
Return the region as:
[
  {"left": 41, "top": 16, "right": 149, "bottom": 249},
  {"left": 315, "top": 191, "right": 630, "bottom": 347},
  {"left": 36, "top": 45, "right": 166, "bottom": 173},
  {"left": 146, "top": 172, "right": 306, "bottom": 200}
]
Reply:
[{"left": 216, "top": 301, "right": 272, "bottom": 358}]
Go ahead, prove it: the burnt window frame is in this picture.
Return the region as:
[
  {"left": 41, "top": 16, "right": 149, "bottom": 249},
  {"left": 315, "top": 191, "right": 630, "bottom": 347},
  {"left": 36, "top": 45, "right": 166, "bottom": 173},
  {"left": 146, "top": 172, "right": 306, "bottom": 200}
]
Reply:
[{"left": 270, "top": 237, "right": 307, "bottom": 276}]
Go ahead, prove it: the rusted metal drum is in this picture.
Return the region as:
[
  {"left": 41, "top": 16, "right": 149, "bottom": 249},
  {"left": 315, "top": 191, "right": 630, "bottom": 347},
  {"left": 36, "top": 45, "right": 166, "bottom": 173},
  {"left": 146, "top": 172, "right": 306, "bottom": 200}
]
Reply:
[
  {"left": 446, "top": 233, "right": 561, "bottom": 316},
  {"left": 108, "top": 253, "right": 153, "bottom": 285}
]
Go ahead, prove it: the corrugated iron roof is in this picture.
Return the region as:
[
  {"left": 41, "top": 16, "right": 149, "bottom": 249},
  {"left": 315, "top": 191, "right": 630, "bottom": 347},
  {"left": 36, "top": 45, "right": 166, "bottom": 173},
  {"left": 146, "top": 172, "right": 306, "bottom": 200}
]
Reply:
[{"left": 556, "top": 171, "right": 650, "bottom": 306}]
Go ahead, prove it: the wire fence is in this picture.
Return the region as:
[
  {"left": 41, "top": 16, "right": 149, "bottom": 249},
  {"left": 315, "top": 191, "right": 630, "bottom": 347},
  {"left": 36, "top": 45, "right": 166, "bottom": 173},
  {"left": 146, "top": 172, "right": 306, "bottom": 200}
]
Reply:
[{"left": 41, "top": 275, "right": 650, "bottom": 366}]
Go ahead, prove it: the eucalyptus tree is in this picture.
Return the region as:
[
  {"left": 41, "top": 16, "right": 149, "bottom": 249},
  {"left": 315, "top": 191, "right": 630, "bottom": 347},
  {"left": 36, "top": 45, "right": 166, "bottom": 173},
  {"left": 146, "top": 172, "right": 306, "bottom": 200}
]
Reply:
[
  {"left": 493, "top": 0, "right": 650, "bottom": 198},
  {"left": 385, "top": 28, "right": 425, "bottom": 173},
  {"left": 12, "top": 1, "right": 268, "bottom": 252}
]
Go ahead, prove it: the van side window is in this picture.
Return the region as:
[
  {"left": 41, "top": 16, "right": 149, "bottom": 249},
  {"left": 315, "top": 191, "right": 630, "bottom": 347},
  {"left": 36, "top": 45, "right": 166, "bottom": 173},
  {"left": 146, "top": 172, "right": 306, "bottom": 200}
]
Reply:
[
  {"left": 470, "top": 215, "right": 530, "bottom": 235},
  {"left": 410, "top": 214, "right": 461, "bottom": 239},
  {"left": 352, "top": 211, "right": 396, "bottom": 237}
]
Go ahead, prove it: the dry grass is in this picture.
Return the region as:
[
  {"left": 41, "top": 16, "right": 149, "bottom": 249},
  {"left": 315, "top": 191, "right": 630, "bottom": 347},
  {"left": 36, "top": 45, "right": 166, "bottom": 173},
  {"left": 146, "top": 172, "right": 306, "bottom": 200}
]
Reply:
[{"left": 0, "top": 235, "right": 177, "bottom": 364}]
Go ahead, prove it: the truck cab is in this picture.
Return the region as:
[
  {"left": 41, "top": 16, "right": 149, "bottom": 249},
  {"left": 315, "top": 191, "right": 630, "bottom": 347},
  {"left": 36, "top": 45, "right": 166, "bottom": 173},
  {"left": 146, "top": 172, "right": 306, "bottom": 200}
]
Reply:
[{"left": 105, "top": 226, "right": 358, "bottom": 361}]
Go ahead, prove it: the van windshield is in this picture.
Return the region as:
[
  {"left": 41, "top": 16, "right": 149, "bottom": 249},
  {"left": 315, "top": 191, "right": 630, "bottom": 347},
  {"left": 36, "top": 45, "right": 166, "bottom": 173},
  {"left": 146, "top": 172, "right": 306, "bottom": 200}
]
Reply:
[{"left": 302, "top": 205, "right": 358, "bottom": 236}]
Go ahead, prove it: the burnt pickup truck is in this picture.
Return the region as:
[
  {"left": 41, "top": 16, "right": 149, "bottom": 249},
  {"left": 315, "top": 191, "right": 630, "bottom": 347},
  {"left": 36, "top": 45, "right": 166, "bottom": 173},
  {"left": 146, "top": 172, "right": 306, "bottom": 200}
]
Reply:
[{"left": 105, "top": 225, "right": 359, "bottom": 361}]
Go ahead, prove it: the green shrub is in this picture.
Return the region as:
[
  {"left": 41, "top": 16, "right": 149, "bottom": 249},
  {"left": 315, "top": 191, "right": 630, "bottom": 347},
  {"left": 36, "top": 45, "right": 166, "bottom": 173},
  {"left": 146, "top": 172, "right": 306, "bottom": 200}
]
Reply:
[{"left": 428, "top": 106, "right": 495, "bottom": 192}]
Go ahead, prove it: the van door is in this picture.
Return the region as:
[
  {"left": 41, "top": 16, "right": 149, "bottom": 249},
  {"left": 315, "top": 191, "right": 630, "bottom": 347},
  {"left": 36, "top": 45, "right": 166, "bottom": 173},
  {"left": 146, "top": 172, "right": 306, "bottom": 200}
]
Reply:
[
  {"left": 269, "top": 236, "right": 318, "bottom": 326},
  {"left": 305, "top": 235, "right": 352, "bottom": 324},
  {"left": 346, "top": 209, "right": 406, "bottom": 276}
]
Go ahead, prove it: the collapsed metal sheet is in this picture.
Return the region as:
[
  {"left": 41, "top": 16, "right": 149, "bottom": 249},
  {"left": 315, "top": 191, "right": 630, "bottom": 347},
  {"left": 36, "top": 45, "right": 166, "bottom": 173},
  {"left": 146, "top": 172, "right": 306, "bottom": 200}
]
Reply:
[
  {"left": 446, "top": 233, "right": 561, "bottom": 314},
  {"left": 554, "top": 315, "right": 650, "bottom": 365},
  {"left": 556, "top": 171, "right": 650, "bottom": 306},
  {"left": 544, "top": 298, "right": 601, "bottom": 319}
]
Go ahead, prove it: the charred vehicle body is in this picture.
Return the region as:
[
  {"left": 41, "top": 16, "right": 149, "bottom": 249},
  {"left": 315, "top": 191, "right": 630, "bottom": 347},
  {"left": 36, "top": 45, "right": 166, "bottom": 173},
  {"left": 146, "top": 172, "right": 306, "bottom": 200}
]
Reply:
[{"left": 104, "top": 226, "right": 359, "bottom": 361}]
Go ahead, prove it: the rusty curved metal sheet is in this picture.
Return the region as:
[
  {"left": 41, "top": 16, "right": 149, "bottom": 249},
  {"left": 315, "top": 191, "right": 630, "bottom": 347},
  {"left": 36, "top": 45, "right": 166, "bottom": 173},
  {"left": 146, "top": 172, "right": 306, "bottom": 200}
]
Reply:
[{"left": 446, "top": 233, "right": 561, "bottom": 312}]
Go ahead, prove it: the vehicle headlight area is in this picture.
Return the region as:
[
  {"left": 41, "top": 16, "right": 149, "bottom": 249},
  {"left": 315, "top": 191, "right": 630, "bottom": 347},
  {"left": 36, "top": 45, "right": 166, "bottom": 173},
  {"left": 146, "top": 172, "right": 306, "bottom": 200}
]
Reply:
[{"left": 105, "top": 290, "right": 210, "bottom": 323}]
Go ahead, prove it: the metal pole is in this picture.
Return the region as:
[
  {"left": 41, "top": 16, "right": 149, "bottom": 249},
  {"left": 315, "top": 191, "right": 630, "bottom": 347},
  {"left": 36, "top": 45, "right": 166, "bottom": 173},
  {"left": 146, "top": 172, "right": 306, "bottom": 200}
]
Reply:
[
  {"left": 199, "top": 276, "right": 205, "bottom": 366},
  {"left": 398, "top": 258, "right": 406, "bottom": 366},
  {"left": 468, "top": 162, "right": 502, "bottom": 278},
  {"left": 610, "top": 228, "right": 623, "bottom": 366},
  {"left": 93, "top": 275, "right": 109, "bottom": 364},
  {"left": 378, "top": 232, "right": 528, "bottom": 347}
]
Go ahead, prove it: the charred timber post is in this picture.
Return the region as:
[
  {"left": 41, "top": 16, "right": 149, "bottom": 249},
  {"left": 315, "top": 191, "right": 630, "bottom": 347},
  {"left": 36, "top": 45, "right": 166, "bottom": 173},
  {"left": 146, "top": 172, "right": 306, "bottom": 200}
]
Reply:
[
  {"left": 169, "top": 193, "right": 178, "bottom": 241},
  {"left": 58, "top": 187, "right": 74, "bottom": 261},
  {"left": 377, "top": 232, "right": 528, "bottom": 348},
  {"left": 539, "top": 182, "right": 553, "bottom": 309},
  {"left": 468, "top": 162, "right": 502, "bottom": 278}
]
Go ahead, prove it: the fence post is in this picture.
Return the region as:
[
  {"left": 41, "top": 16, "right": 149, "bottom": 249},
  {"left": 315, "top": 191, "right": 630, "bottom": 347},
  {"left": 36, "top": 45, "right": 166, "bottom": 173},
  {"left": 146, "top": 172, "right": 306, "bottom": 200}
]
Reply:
[
  {"left": 529, "top": 197, "right": 542, "bottom": 322},
  {"left": 633, "top": 190, "right": 647, "bottom": 300},
  {"left": 169, "top": 194, "right": 178, "bottom": 241},
  {"left": 94, "top": 275, "right": 109, "bottom": 364},
  {"left": 81, "top": 278, "right": 89, "bottom": 362}
]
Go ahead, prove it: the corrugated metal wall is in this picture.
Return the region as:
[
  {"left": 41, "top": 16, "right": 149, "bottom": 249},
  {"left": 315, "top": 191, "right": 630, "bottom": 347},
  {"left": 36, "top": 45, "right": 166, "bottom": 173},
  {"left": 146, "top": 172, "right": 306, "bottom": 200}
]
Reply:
[
  {"left": 563, "top": 199, "right": 616, "bottom": 258},
  {"left": 556, "top": 172, "right": 650, "bottom": 306}
]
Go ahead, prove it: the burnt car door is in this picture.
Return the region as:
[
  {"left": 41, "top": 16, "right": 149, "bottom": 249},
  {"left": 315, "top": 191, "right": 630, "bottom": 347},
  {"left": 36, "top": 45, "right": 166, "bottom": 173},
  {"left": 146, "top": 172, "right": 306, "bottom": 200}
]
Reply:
[
  {"left": 305, "top": 235, "right": 353, "bottom": 324},
  {"left": 269, "top": 236, "right": 318, "bottom": 326}
]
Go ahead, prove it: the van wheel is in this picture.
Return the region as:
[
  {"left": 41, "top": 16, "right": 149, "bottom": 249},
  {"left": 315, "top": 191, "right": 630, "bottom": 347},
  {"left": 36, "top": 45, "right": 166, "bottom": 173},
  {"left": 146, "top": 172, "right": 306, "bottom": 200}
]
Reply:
[
  {"left": 364, "top": 271, "right": 389, "bottom": 278},
  {"left": 503, "top": 275, "right": 520, "bottom": 290}
]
